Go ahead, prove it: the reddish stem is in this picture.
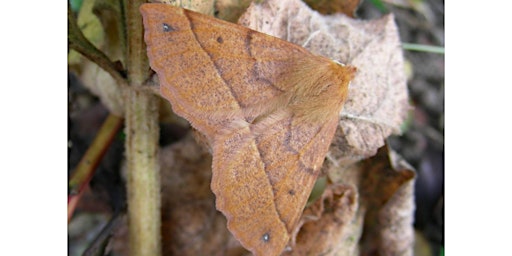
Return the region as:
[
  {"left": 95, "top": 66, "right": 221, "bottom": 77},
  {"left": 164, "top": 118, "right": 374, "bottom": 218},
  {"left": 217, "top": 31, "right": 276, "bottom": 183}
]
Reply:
[{"left": 68, "top": 114, "right": 123, "bottom": 222}]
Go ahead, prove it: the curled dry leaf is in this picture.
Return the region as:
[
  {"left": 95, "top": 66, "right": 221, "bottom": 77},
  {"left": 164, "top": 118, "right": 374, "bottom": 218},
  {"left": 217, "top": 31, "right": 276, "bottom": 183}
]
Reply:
[
  {"left": 294, "top": 144, "right": 415, "bottom": 256},
  {"left": 239, "top": 0, "right": 409, "bottom": 169},
  {"left": 284, "top": 184, "right": 359, "bottom": 256},
  {"left": 358, "top": 145, "right": 416, "bottom": 256}
]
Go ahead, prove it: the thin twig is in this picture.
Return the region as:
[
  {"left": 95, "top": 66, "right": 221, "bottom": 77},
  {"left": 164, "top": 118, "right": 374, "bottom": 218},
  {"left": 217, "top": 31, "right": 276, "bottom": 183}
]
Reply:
[
  {"left": 402, "top": 42, "right": 444, "bottom": 54},
  {"left": 68, "top": 3, "right": 129, "bottom": 88}
]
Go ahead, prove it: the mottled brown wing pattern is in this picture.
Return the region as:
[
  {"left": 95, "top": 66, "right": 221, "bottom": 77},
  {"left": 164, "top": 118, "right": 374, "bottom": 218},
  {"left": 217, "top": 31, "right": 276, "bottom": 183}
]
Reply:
[{"left": 140, "top": 3, "right": 355, "bottom": 255}]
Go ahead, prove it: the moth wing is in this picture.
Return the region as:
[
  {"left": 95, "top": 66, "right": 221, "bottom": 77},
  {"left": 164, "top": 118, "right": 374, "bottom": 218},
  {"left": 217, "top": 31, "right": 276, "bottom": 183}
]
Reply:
[
  {"left": 141, "top": 4, "right": 346, "bottom": 255},
  {"left": 211, "top": 111, "right": 341, "bottom": 255},
  {"left": 141, "top": 3, "right": 312, "bottom": 140}
]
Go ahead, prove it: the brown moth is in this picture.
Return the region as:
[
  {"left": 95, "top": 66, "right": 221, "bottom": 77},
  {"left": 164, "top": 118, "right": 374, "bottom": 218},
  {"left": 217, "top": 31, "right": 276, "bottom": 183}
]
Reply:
[{"left": 140, "top": 3, "right": 356, "bottom": 255}]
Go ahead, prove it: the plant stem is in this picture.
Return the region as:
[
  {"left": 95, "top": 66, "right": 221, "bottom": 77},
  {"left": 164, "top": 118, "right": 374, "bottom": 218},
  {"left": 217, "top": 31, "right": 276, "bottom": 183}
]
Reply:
[
  {"left": 124, "top": 0, "right": 162, "bottom": 255},
  {"left": 68, "top": 4, "right": 128, "bottom": 88},
  {"left": 402, "top": 43, "right": 445, "bottom": 54},
  {"left": 124, "top": 90, "right": 161, "bottom": 256}
]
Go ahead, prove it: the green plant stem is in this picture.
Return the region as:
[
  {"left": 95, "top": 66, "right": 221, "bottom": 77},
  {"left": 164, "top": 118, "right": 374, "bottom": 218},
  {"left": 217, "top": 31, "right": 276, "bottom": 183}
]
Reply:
[
  {"left": 402, "top": 43, "right": 445, "bottom": 54},
  {"left": 123, "top": 0, "right": 162, "bottom": 255},
  {"left": 124, "top": 90, "right": 160, "bottom": 256}
]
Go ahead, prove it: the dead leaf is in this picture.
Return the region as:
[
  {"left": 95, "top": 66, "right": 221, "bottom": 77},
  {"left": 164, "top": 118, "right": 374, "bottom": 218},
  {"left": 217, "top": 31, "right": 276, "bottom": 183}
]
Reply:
[
  {"left": 304, "top": 0, "right": 362, "bottom": 16},
  {"left": 149, "top": 0, "right": 215, "bottom": 15},
  {"left": 158, "top": 134, "right": 244, "bottom": 255},
  {"left": 358, "top": 145, "right": 416, "bottom": 256},
  {"left": 109, "top": 134, "right": 249, "bottom": 256},
  {"left": 76, "top": 61, "right": 125, "bottom": 116},
  {"left": 238, "top": 0, "right": 409, "bottom": 170},
  {"left": 215, "top": 0, "right": 253, "bottom": 22},
  {"left": 295, "top": 144, "right": 415, "bottom": 256},
  {"left": 284, "top": 184, "right": 360, "bottom": 255}
]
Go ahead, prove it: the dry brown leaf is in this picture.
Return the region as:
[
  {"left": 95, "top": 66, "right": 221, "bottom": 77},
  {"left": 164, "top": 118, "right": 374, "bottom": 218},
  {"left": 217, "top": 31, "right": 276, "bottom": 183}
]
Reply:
[
  {"left": 279, "top": 142, "right": 416, "bottom": 256},
  {"left": 158, "top": 134, "right": 247, "bottom": 255},
  {"left": 150, "top": 0, "right": 216, "bottom": 15},
  {"left": 284, "top": 184, "right": 360, "bottom": 256},
  {"left": 153, "top": 139, "right": 415, "bottom": 256},
  {"left": 303, "top": 144, "right": 416, "bottom": 256},
  {"left": 304, "top": 0, "right": 362, "bottom": 16},
  {"left": 358, "top": 145, "right": 416, "bottom": 256},
  {"left": 215, "top": 0, "right": 253, "bottom": 22},
  {"left": 238, "top": 0, "right": 409, "bottom": 169},
  {"left": 109, "top": 134, "right": 249, "bottom": 256}
]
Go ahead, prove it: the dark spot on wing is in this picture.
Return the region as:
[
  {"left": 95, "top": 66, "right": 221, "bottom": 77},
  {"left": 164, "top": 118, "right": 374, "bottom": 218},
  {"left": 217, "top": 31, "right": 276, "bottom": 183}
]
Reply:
[
  {"left": 217, "top": 36, "right": 223, "bottom": 43},
  {"left": 162, "top": 23, "right": 175, "bottom": 32},
  {"left": 262, "top": 232, "right": 270, "bottom": 242}
]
